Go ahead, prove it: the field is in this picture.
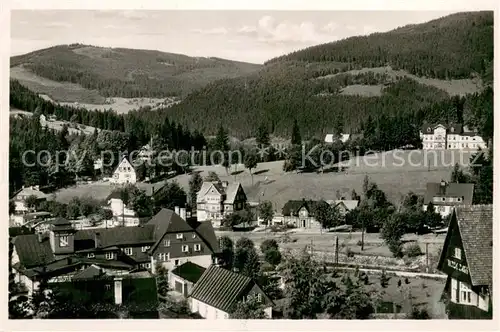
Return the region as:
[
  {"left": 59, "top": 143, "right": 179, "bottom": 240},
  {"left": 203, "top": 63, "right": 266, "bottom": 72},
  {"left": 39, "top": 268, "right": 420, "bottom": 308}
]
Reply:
[
  {"left": 11, "top": 66, "right": 180, "bottom": 114},
  {"left": 168, "top": 149, "right": 475, "bottom": 211},
  {"left": 10, "top": 107, "right": 99, "bottom": 135},
  {"left": 52, "top": 149, "right": 474, "bottom": 213},
  {"left": 315, "top": 66, "right": 484, "bottom": 96}
]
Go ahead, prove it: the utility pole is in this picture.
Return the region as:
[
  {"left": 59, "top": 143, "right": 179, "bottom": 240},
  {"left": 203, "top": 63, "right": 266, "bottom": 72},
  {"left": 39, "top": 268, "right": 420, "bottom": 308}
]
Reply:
[
  {"left": 335, "top": 236, "right": 339, "bottom": 266},
  {"left": 425, "top": 242, "right": 429, "bottom": 273},
  {"left": 310, "top": 239, "right": 314, "bottom": 256},
  {"left": 361, "top": 220, "right": 365, "bottom": 251}
]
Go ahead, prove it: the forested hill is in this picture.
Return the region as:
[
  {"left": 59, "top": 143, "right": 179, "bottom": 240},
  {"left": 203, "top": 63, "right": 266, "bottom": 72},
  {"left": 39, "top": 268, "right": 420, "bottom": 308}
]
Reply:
[
  {"left": 266, "top": 11, "right": 493, "bottom": 82},
  {"left": 161, "top": 11, "right": 493, "bottom": 139},
  {"left": 10, "top": 44, "right": 262, "bottom": 98}
]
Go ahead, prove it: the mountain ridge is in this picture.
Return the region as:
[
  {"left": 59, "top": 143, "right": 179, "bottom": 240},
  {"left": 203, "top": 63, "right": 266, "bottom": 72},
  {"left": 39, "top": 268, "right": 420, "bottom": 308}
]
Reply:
[{"left": 10, "top": 43, "right": 263, "bottom": 100}]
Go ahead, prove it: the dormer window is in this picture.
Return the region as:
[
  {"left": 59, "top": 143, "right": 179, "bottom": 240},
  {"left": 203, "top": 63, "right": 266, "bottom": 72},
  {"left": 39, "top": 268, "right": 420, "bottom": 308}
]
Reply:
[
  {"left": 141, "top": 246, "right": 150, "bottom": 252},
  {"left": 176, "top": 233, "right": 183, "bottom": 240},
  {"left": 59, "top": 236, "right": 69, "bottom": 247},
  {"left": 87, "top": 253, "right": 95, "bottom": 258},
  {"left": 105, "top": 252, "right": 114, "bottom": 260}
]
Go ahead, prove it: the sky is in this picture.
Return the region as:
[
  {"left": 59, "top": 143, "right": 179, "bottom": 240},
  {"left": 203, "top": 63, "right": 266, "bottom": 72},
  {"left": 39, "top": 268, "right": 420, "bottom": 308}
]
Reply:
[{"left": 11, "top": 10, "right": 460, "bottom": 64}]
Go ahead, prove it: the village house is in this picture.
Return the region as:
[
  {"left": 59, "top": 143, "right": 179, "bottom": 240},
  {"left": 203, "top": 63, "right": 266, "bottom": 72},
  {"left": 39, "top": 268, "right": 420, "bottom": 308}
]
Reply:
[
  {"left": 326, "top": 199, "right": 359, "bottom": 216},
  {"left": 11, "top": 208, "right": 220, "bottom": 295},
  {"left": 281, "top": 200, "right": 322, "bottom": 229},
  {"left": 423, "top": 180, "right": 474, "bottom": 218},
  {"left": 169, "top": 261, "right": 206, "bottom": 298},
  {"left": 324, "top": 133, "right": 351, "bottom": 144},
  {"left": 11, "top": 185, "right": 49, "bottom": 214},
  {"left": 196, "top": 181, "right": 248, "bottom": 228},
  {"left": 188, "top": 265, "right": 274, "bottom": 319},
  {"left": 106, "top": 191, "right": 140, "bottom": 227},
  {"left": 149, "top": 208, "right": 220, "bottom": 272},
  {"left": 110, "top": 156, "right": 137, "bottom": 185},
  {"left": 420, "top": 123, "right": 487, "bottom": 150},
  {"left": 437, "top": 204, "right": 492, "bottom": 319}
]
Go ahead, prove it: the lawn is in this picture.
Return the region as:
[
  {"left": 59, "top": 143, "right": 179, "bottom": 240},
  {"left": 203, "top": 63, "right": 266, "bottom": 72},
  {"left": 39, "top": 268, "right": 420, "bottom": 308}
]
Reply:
[
  {"left": 170, "top": 149, "right": 472, "bottom": 213},
  {"left": 366, "top": 273, "right": 447, "bottom": 318}
]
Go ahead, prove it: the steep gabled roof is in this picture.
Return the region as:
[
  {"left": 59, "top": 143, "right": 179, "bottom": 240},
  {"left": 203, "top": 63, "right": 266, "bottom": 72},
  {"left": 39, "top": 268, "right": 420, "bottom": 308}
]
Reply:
[
  {"left": 74, "top": 225, "right": 155, "bottom": 248},
  {"left": 189, "top": 265, "right": 253, "bottom": 312},
  {"left": 13, "top": 234, "right": 55, "bottom": 268},
  {"left": 192, "top": 221, "right": 221, "bottom": 254},
  {"left": 72, "top": 265, "right": 105, "bottom": 280},
  {"left": 327, "top": 200, "right": 359, "bottom": 211},
  {"left": 423, "top": 182, "right": 474, "bottom": 206},
  {"left": 171, "top": 262, "right": 206, "bottom": 284},
  {"left": 197, "top": 181, "right": 225, "bottom": 202},
  {"left": 282, "top": 200, "right": 321, "bottom": 216},
  {"left": 14, "top": 187, "right": 49, "bottom": 200},
  {"left": 455, "top": 205, "right": 492, "bottom": 286},
  {"left": 223, "top": 183, "right": 244, "bottom": 204}
]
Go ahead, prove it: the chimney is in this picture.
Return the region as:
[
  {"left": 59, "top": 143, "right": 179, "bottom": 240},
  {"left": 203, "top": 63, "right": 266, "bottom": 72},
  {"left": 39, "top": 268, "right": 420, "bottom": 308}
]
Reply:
[
  {"left": 94, "top": 232, "right": 100, "bottom": 248},
  {"left": 37, "top": 232, "right": 43, "bottom": 243},
  {"left": 180, "top": 207, "right": 186, "bottom": 221},
  {"left": 440, "top": 180, "right": 446, "bottom": 187},
  {"left": 222, "top": 181, "right": 228, "bottom": 188},
  {"left": 114, "top": 277, "right": 123, "bottom": 305},
  {"left": 174, "top": 206, "right": 180, "bottom": 215}
]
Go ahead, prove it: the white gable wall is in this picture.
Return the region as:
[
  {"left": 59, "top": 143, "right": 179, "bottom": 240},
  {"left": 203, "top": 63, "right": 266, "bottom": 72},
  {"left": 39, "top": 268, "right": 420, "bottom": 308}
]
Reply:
[{"left": 111, "top": 158, "right": 137, "bottom": 184}]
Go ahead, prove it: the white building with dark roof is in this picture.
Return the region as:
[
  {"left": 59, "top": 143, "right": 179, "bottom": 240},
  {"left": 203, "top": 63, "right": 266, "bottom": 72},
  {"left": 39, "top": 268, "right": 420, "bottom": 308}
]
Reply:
[
  {"left": 110, "top": 156, "right": 137, "bottom": 185},
  {"left": 423, "top": 180, "right": 475, "bottom": 218},
  {"left": 188, "top": 265, "right": 273, "bottom": 319},
  {"left": 420, "top": 123, "right": 487, "bottom": 150},
  {"left": 11, "top": 186, "right": 49, "bottom": 214},
  {"left": 196, "top": 181, "right": 247, "bottom": 227}
]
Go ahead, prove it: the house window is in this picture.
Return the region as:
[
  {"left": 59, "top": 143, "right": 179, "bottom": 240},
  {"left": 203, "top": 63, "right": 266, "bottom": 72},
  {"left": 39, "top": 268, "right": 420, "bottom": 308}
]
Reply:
[
  {"left": 257, "top": 293, "right": 262, "bottom": 302},
  {"left": 164, "top": 240, "right": 171, "bottom": 247},
  {"left": 194, "top": 244, "right": 201, "bottom": 252},
  {"left": 460, "top": 282, "right": 473, "bottom": 304},
  {"left": 105, "top": 252, "right": 114, "bottom": 260},
  {"left": 175, "top": 259, "right": 180, "bottom": 266},
  {"left": 87, "top": 253, "right": 95, "bottom": 258},
  {"left": 59, "top": 236, "right": 69, "bottom": 247},
  {"left": 457, "top": 197, "right": 461, "bottom": 202},
  {"left": 146, "top": 263, "right": 151, "bottom": 269},
  {"left": 454, "top": 248, "right": 462, "bottom": 260},
  {"left": 176, "top": 233, "right": 183, "bottom": 239},
  {"left": 192, "top": 234, "right": 197, "bottom": 239},
  {"left": 158, "top": 253, "right": 168, "bottom": 261},
  {"left": 141, "top": 246, "right": 150, "bottom": 252},
  {"left": 124, "top": 247, "right": 133, "bottom": 256},
  {"left": 182, "top": 245, "right": 189, "bottom": 253},
  {"left": 105, "top": 284, "right": 111, "bottom": 291}
]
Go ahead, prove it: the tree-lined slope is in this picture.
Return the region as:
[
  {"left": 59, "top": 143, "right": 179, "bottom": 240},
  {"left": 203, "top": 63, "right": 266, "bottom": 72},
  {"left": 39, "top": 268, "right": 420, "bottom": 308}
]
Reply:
[
  {"left": 161, "top": 12, "right": 493, "bottom": 139},
  {"left": 10, "top": 44, "right": 262, "bottom": 99}
]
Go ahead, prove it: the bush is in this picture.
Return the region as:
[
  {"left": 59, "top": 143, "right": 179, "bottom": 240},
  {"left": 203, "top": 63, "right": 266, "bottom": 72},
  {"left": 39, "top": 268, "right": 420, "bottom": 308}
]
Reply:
[
  {"left": 346, "top": 248, "right": 355, "bottom": 258},
  {"left": 405, "top": 243, "right": 423, "bottom": 257}
]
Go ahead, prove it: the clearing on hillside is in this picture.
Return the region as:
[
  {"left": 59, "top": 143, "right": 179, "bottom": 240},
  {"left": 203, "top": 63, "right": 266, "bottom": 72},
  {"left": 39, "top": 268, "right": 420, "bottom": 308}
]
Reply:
[{"left": 315, "top": 66, "right": 483, "bottom": 96}]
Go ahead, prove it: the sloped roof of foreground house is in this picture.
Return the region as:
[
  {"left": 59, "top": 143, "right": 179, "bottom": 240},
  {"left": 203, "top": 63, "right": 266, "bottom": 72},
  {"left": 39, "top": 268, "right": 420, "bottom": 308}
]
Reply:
[
  {"left": 189, "top": 265, "right": 273, "bottom": 313},
  {"left": 438, "top": 205, "right": 492, "bottom": 287}
]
